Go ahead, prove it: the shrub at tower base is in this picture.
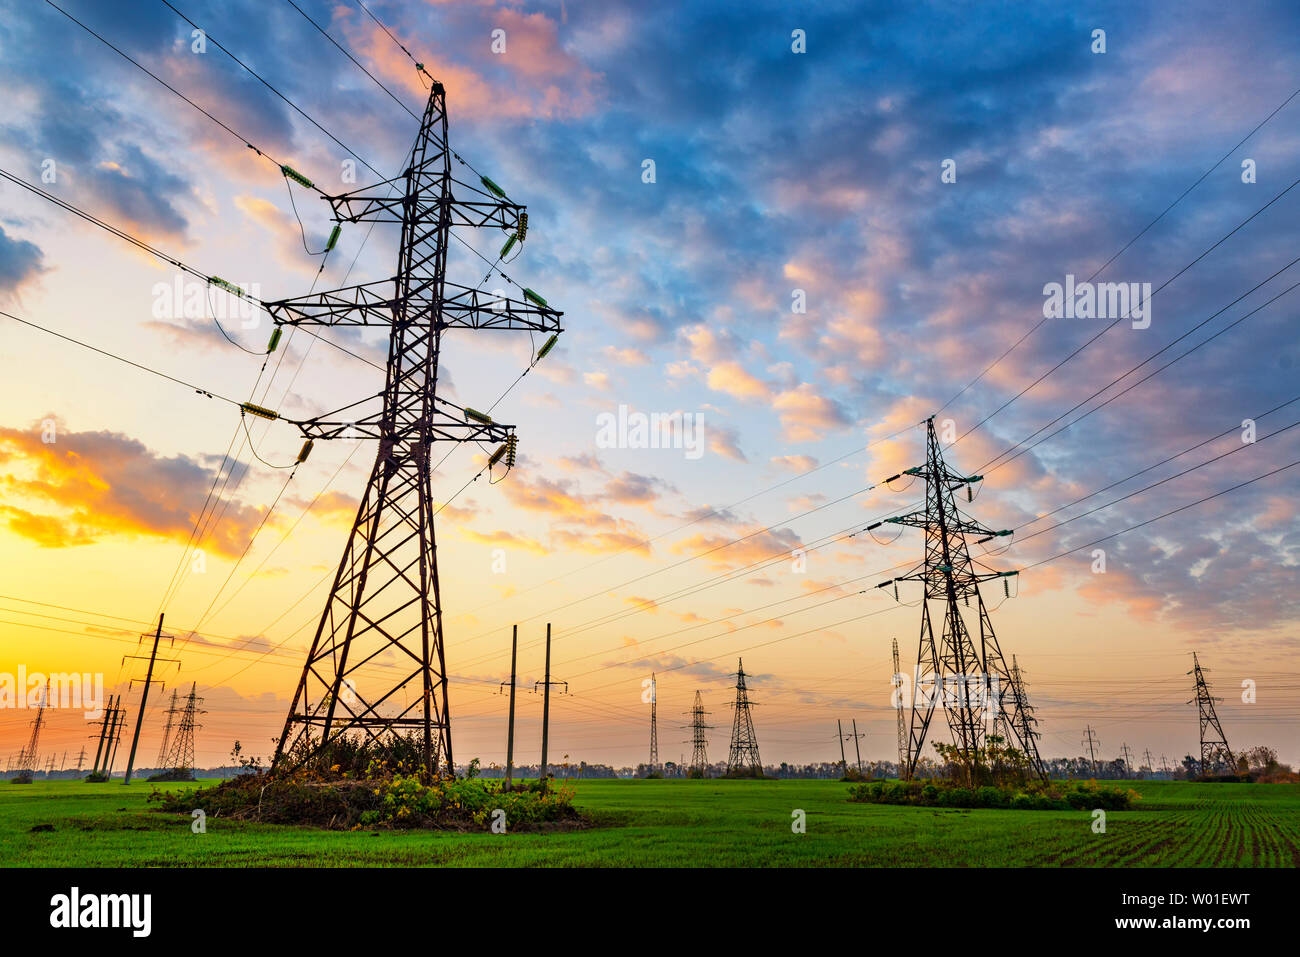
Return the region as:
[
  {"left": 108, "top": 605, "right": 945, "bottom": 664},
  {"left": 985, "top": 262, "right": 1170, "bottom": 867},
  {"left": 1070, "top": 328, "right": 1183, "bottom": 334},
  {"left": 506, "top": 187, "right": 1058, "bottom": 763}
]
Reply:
[{"left": 150, "top": 735, "right": 582, "bottom": 831}]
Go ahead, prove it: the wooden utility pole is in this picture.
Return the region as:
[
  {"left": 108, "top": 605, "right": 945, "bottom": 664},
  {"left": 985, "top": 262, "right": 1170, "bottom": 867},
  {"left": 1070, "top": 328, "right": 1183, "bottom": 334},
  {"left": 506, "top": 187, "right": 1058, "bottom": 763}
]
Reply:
[
  {"left": 90, "top": 695, "right": 114, "bottom": 775},
  {"left": 539, "top": 623, "right": 552, "bottom": 786},
  {"left": 503, "top": 625, "right": 518, "bottom": 790},
  {"left": 837, "top": 719, "right": 847, "bottom": 772},
  {"left": 851, "top": 719, "right": 864, "bottom": 772},
  {"left": 533, "top": 623, "right": 568, "bottom": 789},
  {"left": 123, "top": 614, "right": 176, "bottom": 784}
]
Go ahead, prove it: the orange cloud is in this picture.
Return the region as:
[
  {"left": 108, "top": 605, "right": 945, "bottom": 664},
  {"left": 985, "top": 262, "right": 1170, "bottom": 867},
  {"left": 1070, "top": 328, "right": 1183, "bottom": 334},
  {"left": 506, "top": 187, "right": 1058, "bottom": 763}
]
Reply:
[{"left": 0, "top": 421, "right": 263, "bottom": 557}]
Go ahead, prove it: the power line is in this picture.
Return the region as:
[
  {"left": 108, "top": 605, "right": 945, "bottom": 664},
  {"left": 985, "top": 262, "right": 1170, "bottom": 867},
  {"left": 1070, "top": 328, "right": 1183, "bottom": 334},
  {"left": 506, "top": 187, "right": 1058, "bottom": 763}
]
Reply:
[
  {"left": 979, "top": 256, "right": 1300, "bottom": 475},
  {"left": 953, "top": 173, "right": 1300, "bottom": 449},
  {"left": 934, "top": 83, "right": 1300, "bottom": 417}
]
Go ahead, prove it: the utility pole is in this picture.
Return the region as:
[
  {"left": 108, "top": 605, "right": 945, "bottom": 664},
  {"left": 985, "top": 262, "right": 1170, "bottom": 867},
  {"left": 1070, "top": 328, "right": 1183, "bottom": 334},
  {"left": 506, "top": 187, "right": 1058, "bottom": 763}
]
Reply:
[
  {"left": 1188, "top": 652, "right": 1234, "bottom": 777},
  {"left": 89, "top": 694, "right": 115, "bottom": 775},
  {"left": 123, "top": 613, "right": 176, "bottom": 784},
  {"left": 875, "top": 418, "right": 1045, "bottom": 784},
  {"left": 1082, "top": 725, "right": 1100, "bottom": 775},
  {"left": 837, "top": 719, "right": 848, "bottom": 772},
  {"left": 533, "top": 624, "right": 567, "bottom": 786},
  {"left": 725, "top": 659, "right": 762, "bottom": 776},
  {"left": 270, "top": 77, "right": 562, "bottom": 780},
  {"left": 105, "top": 701, "right": 126, "bottom": 779},
  {"left": 648, "top": 673, "right": 659, "bottom": 773},
  {"left": 850, "top": 719, "right": 864, "bottom": 772},
  {"left": 1142, "top": 748, "right": 1155, "bottom": 778},
  {"left": 75, "top": 747, "right": 86, "bottom": 772},
  {"left": 500, "top": 625, "right": 518, "bottom": 790}
]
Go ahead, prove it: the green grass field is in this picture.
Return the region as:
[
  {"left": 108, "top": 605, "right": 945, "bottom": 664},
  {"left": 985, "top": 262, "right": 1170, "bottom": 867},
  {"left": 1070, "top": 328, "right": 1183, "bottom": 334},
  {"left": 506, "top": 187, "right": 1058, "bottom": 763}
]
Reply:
[{"left": 2, "top": 778, "right": 1297, "bottom": 867}]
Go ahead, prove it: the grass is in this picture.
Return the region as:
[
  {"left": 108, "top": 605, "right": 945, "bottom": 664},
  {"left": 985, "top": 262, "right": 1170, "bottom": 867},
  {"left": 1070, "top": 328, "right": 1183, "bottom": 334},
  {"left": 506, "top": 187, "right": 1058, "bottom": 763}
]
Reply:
[{"left": 1, "top": 777, "right": 1297, "bottom": 867}]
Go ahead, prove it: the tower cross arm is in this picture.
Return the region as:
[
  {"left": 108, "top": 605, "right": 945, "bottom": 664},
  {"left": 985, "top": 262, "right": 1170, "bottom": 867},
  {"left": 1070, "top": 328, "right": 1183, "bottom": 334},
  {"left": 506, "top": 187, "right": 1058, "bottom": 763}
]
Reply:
[
  {"left": 265, "top": 280, "right": 397, "bottom": 327},
  {"left": 291, "top": 406, "right": 516, "bottom": 444},
  {"left": 324, "top": 177, "right": 526, "bottom": 232},
  {"left": 440, "top": 281, "right": 563, "bottom": 333}
]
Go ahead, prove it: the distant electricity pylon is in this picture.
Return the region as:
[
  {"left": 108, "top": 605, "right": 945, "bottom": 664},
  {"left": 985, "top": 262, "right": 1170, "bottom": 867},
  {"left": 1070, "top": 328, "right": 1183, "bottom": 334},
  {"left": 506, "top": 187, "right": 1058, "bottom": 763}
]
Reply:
[
  {"left": 892, "top": 637, "right": 906, "bottom": 773},
  {"left": 874, "top": 417, "right": 1046, "bottom": 782},
  {"left": 684, "top": 691, "right": 712, "bottom": 775},
  {"left": 1082, "top": 725, "right": 1101, "bottom": 774},
  {"left": 1188, "top": 652, "right": 1234, "bottom": 776},
  {"left": 155, "top": 689, "right": 180, "bottom": 767},
  {"left": 725, "top": 659, "right": 762, "bottom": 776},
  {"left": 648, "top": 673, "right": 659, "bottom": 772},
  {"left": 269, "top": 79, "right": 562, "bottom": 777},
  {"left": 162, "top": 683, "right": 204, "bottom": 774},
  {"left": 15, "top": 680, "right": 47, "bottom": 772}
]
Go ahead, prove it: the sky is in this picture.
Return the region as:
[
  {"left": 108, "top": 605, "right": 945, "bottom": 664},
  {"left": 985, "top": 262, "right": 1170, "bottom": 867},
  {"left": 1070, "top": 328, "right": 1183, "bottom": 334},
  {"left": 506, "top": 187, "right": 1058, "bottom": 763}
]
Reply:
[{"left": 0, "top": 0, "right": 1297, "bottom": 772}]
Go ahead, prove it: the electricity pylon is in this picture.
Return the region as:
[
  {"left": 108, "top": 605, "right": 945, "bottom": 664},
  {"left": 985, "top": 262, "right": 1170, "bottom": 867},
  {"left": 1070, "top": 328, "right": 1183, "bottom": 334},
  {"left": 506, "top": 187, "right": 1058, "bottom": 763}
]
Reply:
[
  {"left": 162, "top": 683, "right": 204, "bottom": 774},
  {"left": 892, "top": 637, "right": 907, "bottom": 774},
  {"left": 684, "top": 691, "right": 712, "bottom": 775},
  {"left": 725, "top": 659, "right": 762, "bottom": 776},
  {"left": 1188, "top": 652, "right": 1234, "bottom": 776},
  {"left": 155, "top": 689, "right": 179, "bottom": 766},
  {"left": 648, "top": 673, "right": 659, "bottom": 771},
  {"left": 874, "top": 417, "right": 1046, "bottom": 782},
  {"left": 1082, "top": 725, "right": 1101, "bottom": 775},
  {"left": 268, "top": 79, "right": 562, "bottom": 778},
  {"left": 15, "top": 681, "right": 47, "bottom": 772}
]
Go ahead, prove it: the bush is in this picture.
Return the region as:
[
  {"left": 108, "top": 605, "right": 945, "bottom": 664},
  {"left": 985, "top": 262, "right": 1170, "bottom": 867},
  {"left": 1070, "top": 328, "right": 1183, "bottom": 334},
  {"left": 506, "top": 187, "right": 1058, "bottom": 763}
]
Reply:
[
  {"left": 849, "top": 777, "right": 1139, "bottom": 812},
  {"left": 152, "top": 760, "right": 583, "bottom": 831}
]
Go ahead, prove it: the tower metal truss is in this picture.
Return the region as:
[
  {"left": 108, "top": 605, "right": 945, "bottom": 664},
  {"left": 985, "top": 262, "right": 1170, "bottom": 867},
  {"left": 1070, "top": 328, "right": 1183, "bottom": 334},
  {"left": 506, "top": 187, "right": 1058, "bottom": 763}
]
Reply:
[
  {"left": 725, "top": 659, "right": 762, "bottom": 776},
  {"left": 685, "top": 691, "right": 712, "bottom": 774},
  {"left": 874, "top": 417, "right": 1047, "bottom": 782},
  {"left": 269, "top": 80, "right": 562, "bottom": 778},
  {"left": 1189, "top": 652, "right": 1234, "bottom": 776}
]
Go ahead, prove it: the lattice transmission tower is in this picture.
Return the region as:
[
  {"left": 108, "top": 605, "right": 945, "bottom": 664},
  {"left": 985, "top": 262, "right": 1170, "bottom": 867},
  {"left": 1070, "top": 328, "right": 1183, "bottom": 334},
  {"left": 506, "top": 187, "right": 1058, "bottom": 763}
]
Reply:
[
  {"left": 648, "top": 673, "right": 659, "bottom": 772},
  {"left": 268, "top": 79, "right": 562, "bottom": 778},
  {"left": 1188, "top": 652, "right": 1234, "bottom": 776},
  {"left": 15, "top": 681, "right": 47, "bottom": 772},
  {"left": 892, "top": 637, "right": 907, "bottom": 773},
  {"left": 155, "top": 689, "right": 179, "bottom": 767},
  {"left": 684, "top": 691, "right": 712, "bottom": 775},
  {"left": 725, "top": 659, "right": 762, "bottom": 776},
  {"left": 873, "top": 417, "right": 1046, "bottom": 782},
  {"left": 162, "top": 683, "right": 204, "bottom": 773}
]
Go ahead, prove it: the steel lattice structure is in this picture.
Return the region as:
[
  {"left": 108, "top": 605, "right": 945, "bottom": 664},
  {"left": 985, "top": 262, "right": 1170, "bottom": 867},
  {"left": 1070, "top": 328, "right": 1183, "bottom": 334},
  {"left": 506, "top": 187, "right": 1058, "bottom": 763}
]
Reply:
[
  {"left": 648, "top": 673, "right": 659, "bottom": 771},
  {"left": 15, "top": 681, "right": 47, "bottom": 772},
  {"left": 269, "top": 81, "right": 561, "bottom": 777},
  {"left": 685, "top": 691, "right": 712, "bottom": 774},
  {"left": 1189, "top": 652, "right": 1234, "bottom": 776},
  {"left": 155, "top": 688, "right": 179, "bottom": 767},
  {"left": 876, "top": 417, "right": 1047, "bottom": 782},
  {"left": 162, "top": 683, "right": 204, "bottom": 773},
  {"left": 892, "top": 636, "right": 907, "bottom": 772},
  {"left": 725, "top": 659, "right": 762, "bottom": 775}
]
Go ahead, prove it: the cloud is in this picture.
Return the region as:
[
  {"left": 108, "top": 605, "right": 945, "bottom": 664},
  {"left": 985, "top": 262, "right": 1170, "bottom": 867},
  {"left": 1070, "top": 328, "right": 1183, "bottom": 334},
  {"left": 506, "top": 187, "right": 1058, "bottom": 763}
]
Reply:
[
  {"left": 0, "top": 419, "right": 263, "bottom": 556},
  {"left": 0, "top": 226, "right": 45, "bottom": 302}
]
